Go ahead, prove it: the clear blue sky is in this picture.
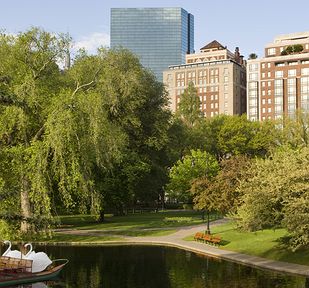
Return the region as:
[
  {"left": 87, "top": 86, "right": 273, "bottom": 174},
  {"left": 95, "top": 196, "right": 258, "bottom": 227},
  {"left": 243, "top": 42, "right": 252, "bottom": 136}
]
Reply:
[{"left": 1, "top": 0, "right": 309, "bottom": 58}]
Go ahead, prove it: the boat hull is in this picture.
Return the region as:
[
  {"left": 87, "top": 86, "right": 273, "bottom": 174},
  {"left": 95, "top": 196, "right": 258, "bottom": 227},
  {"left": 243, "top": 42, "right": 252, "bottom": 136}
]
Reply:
[{"left": 0, "top": 259, "right": 68, "bottom": 287}]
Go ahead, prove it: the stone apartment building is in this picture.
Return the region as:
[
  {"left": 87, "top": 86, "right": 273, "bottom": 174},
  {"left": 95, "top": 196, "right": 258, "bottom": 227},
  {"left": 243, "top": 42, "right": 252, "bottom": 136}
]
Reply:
[
  {"left": 247, "top": 32, "right": 309, "bottom": 121},
  {"left": 163, "top": 40, "right": 247, "bottom": 117}
]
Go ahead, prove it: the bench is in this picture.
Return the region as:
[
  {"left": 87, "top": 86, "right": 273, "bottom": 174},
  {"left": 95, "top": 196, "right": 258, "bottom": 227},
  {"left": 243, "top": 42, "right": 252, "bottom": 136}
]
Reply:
[
  {"left": 194, "top": 232, "right": 204, "bottom": 241},
  {"left": 194, "top": 232, "right": 222, "bottom": 246}
]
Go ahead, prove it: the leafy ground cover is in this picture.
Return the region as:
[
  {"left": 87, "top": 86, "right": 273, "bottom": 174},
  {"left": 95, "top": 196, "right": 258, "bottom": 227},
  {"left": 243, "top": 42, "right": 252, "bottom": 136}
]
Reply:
[{"left": 185, "top": 221, "right": 309, "bottom": 266}]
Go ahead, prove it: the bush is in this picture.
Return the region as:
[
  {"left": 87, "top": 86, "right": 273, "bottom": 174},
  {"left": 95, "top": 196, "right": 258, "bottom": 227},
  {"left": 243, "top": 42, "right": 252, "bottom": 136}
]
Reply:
[
  {"left": 183, "top": 203, "right": 193, "bottom": 210},
  {"left": 0, "top": 220, "right": 13, "bottom": 240}
]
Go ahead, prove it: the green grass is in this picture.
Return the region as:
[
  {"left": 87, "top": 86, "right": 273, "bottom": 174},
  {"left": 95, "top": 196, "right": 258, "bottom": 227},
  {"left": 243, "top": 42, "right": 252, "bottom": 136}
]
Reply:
[
  {"left": 42, "top": 210, "right": 216, "bottom": 243},
  {"left": 56, "top": 210, "right": 214, "bottom": 231},
  {"left": 186, "top": 221, "right": 309, "bottom": 266},
  {"left": 48, "top": 234, "right": 124, "bottom": 243}
]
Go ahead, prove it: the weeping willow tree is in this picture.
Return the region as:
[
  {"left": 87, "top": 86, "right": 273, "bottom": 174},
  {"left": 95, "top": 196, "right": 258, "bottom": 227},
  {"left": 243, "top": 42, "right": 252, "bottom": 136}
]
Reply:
[
  {"left": 0, "top": 28, "right": 129, "bottom": 235},
  {"left": 0, "top": 27, "right": 170, "bottom": 236}
]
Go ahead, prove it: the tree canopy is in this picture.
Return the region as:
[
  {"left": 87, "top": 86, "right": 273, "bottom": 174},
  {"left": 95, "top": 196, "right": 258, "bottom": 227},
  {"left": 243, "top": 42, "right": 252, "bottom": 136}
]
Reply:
[{"left": 0, "top": 28, "right": 171, "bottom": 234}]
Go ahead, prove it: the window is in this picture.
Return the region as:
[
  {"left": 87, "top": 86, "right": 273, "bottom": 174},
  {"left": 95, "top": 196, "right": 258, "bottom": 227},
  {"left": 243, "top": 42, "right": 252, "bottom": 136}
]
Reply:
[
  {"left": 267, "top": 63, "right": 271, "bottom": 68},
  {"left": 275, "top": 71, "right": 283, "bottom": 78},
  {"left": 249, "top": 73, "right": 258, "bottom": 81},
  {"left": 215, "top": 103, "right": 218, "bottom": 108},
  {"left": 267, "top": 48, "right": 276, "bottom": 55},
  {"left": 224, "top": 68, "right": 228, "bottom": 75},
  {"left": 268, "top": 107, "right": 272, "bottom": 113},
  {"left": 262, "top": 73, "right": 265, "bottom": 78},
  {"left": 262, "top": 82, "right": 266, "bottom": 87},
  {"left": 248, "top": 82, "right": 257, "bottom": 89},
  {"left": 262, "top": 63, "right": 265, "bottom": 69},
  {"left": 268, "top": 81, "right": 271, "bottom": 87},
  {"left": 262, "top": 108, "right": 266, "bottom": 113},
  {"left": 268, "top": 90, "right": 271, "bottom": 96},
  {"left": 224, "top": 76, "right": 229, "bottom": 82},
  {"left": 302, "top": 68, "right": 309, "bottom": 75},
  {"left": 268, "top": 98, "right": 272, "bottom": 104},
  {"left": 288, "top": 61, "right": 298, "bottom": 66},
  {"left": 249, "top": 64, "right": 258, "bottom": 71},
  {"left": 224, "top": 85, "right": 228, "bottom": 91},
  {"left": 262, "top": 99, "right": 266, "bottom": 105},
  {"left": 288, "top": 69, "right": 296, "bottom": 77},
  {"left": 224, "top": 93, "right": 228, "bottom": 100},
  {"left": 267, "top": 72, "right": 271, "bottom": 77},
  {"left": 262, "top": 91, "right": 266, "bottom": 96},
  {"left": 211, "top": 103, "right": 214, "bottom": 109}
]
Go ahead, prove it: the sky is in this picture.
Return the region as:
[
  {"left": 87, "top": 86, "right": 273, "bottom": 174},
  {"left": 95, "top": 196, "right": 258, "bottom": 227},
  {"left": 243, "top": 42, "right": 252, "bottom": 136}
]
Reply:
[{"left": 1, "top": 0, "right": 309, "bottom": 59}]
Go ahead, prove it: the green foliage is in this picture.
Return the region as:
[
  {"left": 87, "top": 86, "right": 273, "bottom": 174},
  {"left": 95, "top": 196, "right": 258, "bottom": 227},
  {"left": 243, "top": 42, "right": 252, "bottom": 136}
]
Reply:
[
  {"left": 0, "top": 220, "right": 13, "bottom": 240},
  {"left": 0, "top": 28, "right": 170, "bottom": 233},
  {"left": 248, "top": 53, "right": 258, "bottom": 60},
  {"left": 191, "top": 155, "right": 251, "bottom": 214},
  {"left": 236, "top": 147, "right": 309, "bottom": 250},
  {"left": 176, "top": 82, "right": 202, "bottom": 127},
  {"left": 166, "top": 149, "right": 219, "bottom": 202},
  {"left": 281, "top": 44, "right": 303, "bottom": 55}
]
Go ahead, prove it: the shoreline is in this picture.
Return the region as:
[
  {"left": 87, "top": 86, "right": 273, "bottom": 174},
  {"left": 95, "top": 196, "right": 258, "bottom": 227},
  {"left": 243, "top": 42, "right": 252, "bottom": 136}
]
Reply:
[{"left": 35, "top": 219, "right": 309, "bottom": 278}]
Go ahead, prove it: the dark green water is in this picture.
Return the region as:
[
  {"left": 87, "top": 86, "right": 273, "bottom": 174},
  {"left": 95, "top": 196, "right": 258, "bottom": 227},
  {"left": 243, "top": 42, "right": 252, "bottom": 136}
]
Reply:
[{"left": 8, "top": 245, "right": 309, "bottom": 288}]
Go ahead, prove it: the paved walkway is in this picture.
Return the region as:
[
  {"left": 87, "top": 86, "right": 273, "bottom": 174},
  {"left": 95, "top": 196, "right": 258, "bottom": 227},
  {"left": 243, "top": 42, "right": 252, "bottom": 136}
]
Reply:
[{"left": 55, "top": 219, "right": 309, "bottom": 277}]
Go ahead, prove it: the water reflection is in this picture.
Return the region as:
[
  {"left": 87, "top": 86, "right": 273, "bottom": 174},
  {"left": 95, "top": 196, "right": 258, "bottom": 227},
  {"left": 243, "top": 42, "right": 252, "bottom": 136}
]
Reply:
[{"left": 5, "top": 245, "right": 309, "bottom": 288}]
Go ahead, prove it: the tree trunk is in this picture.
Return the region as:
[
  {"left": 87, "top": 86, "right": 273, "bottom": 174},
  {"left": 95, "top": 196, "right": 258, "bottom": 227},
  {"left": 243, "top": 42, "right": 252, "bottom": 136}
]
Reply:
[
  {"left": 20, "top": 177, "right": 32, "bottom": 233},
  {"left": 205, "top": 211, "right": 211, "bottom": 235},
  {"left": 98, "top": 208, "right": 105, "bottom": 222}
]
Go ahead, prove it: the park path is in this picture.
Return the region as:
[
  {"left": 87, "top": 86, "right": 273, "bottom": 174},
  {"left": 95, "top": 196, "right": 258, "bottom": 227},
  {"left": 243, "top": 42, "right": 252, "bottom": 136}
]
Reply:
[{"left": 55, "top": 218, "right": 309, "bottom": 277}]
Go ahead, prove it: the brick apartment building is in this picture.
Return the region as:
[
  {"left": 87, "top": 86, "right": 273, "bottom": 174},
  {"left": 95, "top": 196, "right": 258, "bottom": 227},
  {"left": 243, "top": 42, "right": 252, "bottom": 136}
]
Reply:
[
  {"left": 163, "top": 40, "right": 247, "bottom": 117},
  {"left": 247, "top": 32, "right": 309, "bottom": 121}
]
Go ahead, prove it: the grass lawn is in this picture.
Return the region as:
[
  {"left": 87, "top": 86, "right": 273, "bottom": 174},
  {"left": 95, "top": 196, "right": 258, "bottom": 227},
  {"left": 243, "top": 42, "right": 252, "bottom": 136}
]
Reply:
[
  {"left": 186, "top": 221, "right": 309, "bottom": 266},
  {"left": 43, "top": 210, "right": 218, "bottom": 242},
  {"left": 56, "top": 210, "right": 215, "bottom": 231}
]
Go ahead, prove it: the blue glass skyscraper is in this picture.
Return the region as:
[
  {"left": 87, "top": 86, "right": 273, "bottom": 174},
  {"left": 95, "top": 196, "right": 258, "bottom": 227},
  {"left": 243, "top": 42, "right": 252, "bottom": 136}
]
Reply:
[{"left": 110, "top": 8, "right": 194, "bottom": 82}]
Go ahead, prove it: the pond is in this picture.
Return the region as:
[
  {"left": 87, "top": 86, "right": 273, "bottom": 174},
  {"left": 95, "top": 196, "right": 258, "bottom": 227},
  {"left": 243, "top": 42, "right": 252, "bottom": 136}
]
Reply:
[{"left": 5, "top": 245, "right": 309, "bottom": 288}]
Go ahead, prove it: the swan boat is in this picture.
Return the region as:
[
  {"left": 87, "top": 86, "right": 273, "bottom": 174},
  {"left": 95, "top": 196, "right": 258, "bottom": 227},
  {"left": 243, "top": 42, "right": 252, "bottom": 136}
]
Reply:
[
  {"left": 0, "top": 241, "right": 68, "bottom": 287},
  {"left": 0, "top": 257, "right": 68, "bottom": 287}
]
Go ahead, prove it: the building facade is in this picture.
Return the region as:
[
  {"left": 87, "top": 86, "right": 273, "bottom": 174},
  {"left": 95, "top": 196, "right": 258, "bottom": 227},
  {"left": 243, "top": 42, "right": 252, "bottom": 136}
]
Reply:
[
  {"left": 247, "top": 32, "right": 309, "bottom": 121},
  {"left": 163, "top": 40, "right": 247, "bottom": 117},
  {"left": 110, "top": 7, "right": 194, "bottom": 82}
]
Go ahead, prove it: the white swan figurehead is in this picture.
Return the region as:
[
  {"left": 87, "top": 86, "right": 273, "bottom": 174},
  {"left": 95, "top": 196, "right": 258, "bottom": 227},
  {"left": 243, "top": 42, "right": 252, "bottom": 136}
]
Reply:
[
  {"left": 2, "top": 240, "right": 22, "bottom": 259},
  {"left": 24, "top": 242, "right": 35, "bottom": 258}
]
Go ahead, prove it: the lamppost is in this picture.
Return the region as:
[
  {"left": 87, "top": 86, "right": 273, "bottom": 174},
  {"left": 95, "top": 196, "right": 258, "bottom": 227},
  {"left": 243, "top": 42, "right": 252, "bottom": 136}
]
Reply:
[{"left": 191, "top": 157, "right": 211, "bottom": 235}]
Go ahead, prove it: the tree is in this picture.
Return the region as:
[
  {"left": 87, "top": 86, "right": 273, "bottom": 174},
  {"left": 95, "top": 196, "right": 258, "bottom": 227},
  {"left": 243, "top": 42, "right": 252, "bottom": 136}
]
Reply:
[
  {"left": 279, "top": 111, "right": 309, "bottom": 148},
  {"left": 281, "top": 44, "right": 303, "bottom": 55},
  {"left": 236, "top": 147, "right": 309, "bottom": 251},
  {"left": 217, "top": 114, "right": 278, "bottom": 158},
  {"left": 191, "top": 155, "right": 251, "bottom": 233},
  {"left": 94, "top": 48, "right": 171, "bottom": 216},
  {"left": 0, "top": 29, "right": 127, "bottom": 233},
  {"left": 248, "top": 53, "right": 258, "bottom": 60},
  {"left": 166, "top": 150, "right": 219, "bottom": 203},
  {"left": 176, "top": 82, "right": 202, "bottom": 127}
]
